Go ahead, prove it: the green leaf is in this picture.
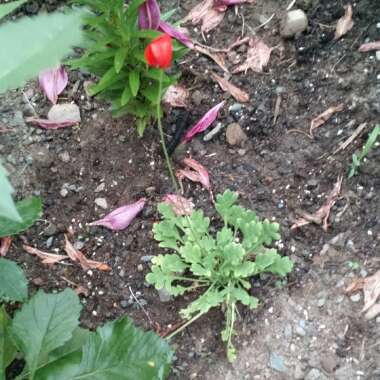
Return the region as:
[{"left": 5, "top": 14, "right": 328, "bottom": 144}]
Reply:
[
  {"left": 0, "top": 10, "right": 83, "bottom": 93},
  {"left": 88, "top": 66, "right": 118, "bottom": 96},
  {"left": 0, "top": 161, "right": 20, "bottom": 222},
  {"left": 121, "top": 85, "right": 132, "bottom": 106},
  {"left": 215, "top": 190, "right": 239, "bottom": 221},
  {"left": 128, "top": 70, "right": 140, "bottom": 97},
  {"left": 0, "top": 197, "right": 42, "bottom": 238},
  {"left": 114, "top": 48, "right": 127, "bottom": 73},
  {"left": 230, "top": 287, "right": 258, "bottom": 310},
  {"left": 256, "top": 249, "right": 293, "bottom": 277},
  {"left": 36, "top": 316, "right": 173, "bottom": 380},
  {"left": 0, "top": 0, "right": 27, "bottom": 20},
  {"left": 0, "top": 258, "right": 27, "bottom": 302},
  {"left": 0, "top": 307, "right": 17, "bottom": 378},
  {"left": 12, "top": 289, "right": 82, "bottom": 379}
]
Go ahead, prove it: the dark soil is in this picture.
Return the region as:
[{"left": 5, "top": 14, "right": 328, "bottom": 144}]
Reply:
[{"left": 1, "top": 0, "right": 379, "bottom": 379}]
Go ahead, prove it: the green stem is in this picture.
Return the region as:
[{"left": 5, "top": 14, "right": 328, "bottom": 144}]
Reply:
[
  {"left": 165, "top": 311, "right": 205, "bottom": 340},
  {"left": 157, "top": 70, "right": 178, "bottom": 191}
]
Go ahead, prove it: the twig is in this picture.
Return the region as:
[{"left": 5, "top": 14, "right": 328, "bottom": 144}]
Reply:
[
  {"left": 22, "top": 90, "right": 38, "bottom": 117},
  {"left": 128, "top": 285, "right": 155, "bottom": 329},
  {"left": 273, "top": 94, "right": 282, "bottom": 126},
  {"left": 286, "top": 0, "right": 297, "bottom": 10},
  {"left": 254, "top": 13, "right": 275, "bottom": 31},
  {"left": 332, "top": 122, "right": 367, "bottom": 155},
  {"left": 287, "top": 129, "right": 313, "bottom": 139}
]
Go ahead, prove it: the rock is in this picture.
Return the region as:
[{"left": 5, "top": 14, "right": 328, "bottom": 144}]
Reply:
[
  {"left": 229, "top": 103, "right": 243, "bottom": 113},
  {"left": 137, "top": 264, "right": 144, "bottom": 272},
  {"left": 305, "top": 368, "right": 328, "bottom": 380},
  {"left": 191, "top": 90, "right": 205, "bottom": 106},
  {"left": 294, "top": 364, "right": 305, "bottom": 379},
  {"left": 203, "top": 122, "right": 223, "bottom": 141},
  {"left": 43, "top": 223, "right": 58, "bottom": 236},
  {"left": 95, "top": 197, "right": 108, "bottom": 209},
  {"left": 157, "top": 288, "right": 172, "bottom": 302},
  {"left": 376, "top": 51, "right": 380, "bottom": 61},
  {"left": 335, "top": 364, "right": 356, "bottom": 380},
  {"left": 295, "top": 325, "right": 306, "bottom": 337},
  {"left": 226, "top": 123, "right": 247, "bottom": 146},
  {"left": 280, "top": 9, "right": 308, "bottom": 38},
  {"left": 238, "top": 149, "right": 246, "bottom": 156},
  {"left": 29, "top": 145, "right": 53, "bottom": 168},
  {"left": 321, "top": 354, "right": 339, "bottom": 373},
  {"left": 60, "top": 188, "right": 69, "bottom": 198},
  {"left": 120, "top": 300, "right": 129, "bottom": 308},
  {"left": 141, "top": 255, "right": 154, "bottom": 262},
  {"left": 94, "top": 182, "right": 105, "bottom": 193},
  {"left": 58, "top": 151, "right": 70, "bottom": 163},
  {"left": 46, "top": 236, "right": 54, "bottom": 249},
  {"left": 350, "top": 293, "right": 361, "bottom": 302},
  {"left": 269, "top": 352, "right": 286, "bottom": 372},
  {"left": 47, "top": 103, "right": 81, "bottom": 123}
]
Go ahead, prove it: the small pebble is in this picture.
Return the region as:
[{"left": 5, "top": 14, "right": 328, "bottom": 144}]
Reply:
[
  {"left": 280, "top": 9, "right": 308, "bottom": 38},
  {"left": 60, "top": 188, "right": 69, "bottom": 197},
  {"left": 229, "top": 103, "right": 242, "bottom": 112},
  {"left": 95, "top": 197, "right": 108, "bottom": 209},
  {"left": 94, "top": 183, "right": 105, "bottom": 193},
  {"left": 269, "top": 352, "right": 286, "bottom": 372},
  {"left": 203, "top": 122, "right": 223, "bottom": 141},
  {"left": 295, "top": 325, "right": 306, "bottom": 337},
  {"left": 58, "top": 151, "right": 70, "bottom": 163},
  {"left": 137, "top": 264, "right": 144, "bottom": 272},
  {"left": 350, "top": 293, "right": 361, "bottom": 303}
]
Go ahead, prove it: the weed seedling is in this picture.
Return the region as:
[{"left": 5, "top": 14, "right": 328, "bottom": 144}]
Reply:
[{"left": 146, "top": 190, "right": 293, "bottom": 361}]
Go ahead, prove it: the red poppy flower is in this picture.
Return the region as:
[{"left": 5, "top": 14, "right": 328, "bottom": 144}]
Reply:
[{"left": 144, "top": 34, "right": 173, "bottom": 69}]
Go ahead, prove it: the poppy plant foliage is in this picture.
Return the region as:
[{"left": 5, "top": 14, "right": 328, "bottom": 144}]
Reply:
[{"left": 70, "top": 0, "right": 188, "bottom": 136}]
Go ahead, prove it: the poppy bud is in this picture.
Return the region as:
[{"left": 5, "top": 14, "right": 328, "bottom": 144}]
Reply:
[{"left": 144, "top": 34, "right": 173, "bottom": 69}]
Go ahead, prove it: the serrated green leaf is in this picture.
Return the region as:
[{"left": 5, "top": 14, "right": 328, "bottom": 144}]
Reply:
[
  {"left": 265, "top": 255, "right": 294, "bottom": 277},
  {"left": 129, "top": 70, "right": 140, "bottom": 97},
  {"left": 12, "top": 289, "right": 82, "bottom": 379},
  {"left": 0, "top": 306, "right": 17, "bottom": 378},
  {"left": 215, "top": 190, "right": 239, "bottom": 221},
  {"left": 0, "top": 258, "right": 27, "bottom": 302},
  {"left": 114, "top": 48, "right": 127, "bottom": 73},
  {"left": 0, "top": 161, "right": 20, "bottom": 222},
  {"left": 0, "top": 0, "right": 27, "bottom": 20},
  {"left": 0, "top": 197, "right": 42, "bottom": 237},
  {"left": 0, "top": 10, "right": 83, "bottom": 93},
  {"left": 230, "top": 287, "right": 258, "bottom": 309},
  {"left": 180, "top": 244, "right": 202, "bottom": 264},
  {"left": 35, "top": 316, "right": 173, "bottom": 380}
]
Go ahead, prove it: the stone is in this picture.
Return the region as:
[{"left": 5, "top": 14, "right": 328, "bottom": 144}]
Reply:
[
  {"left": 229, "top": 103, "right": 243, "bottom": 112},
  {"left": 280, "top": 9, "right": 308, "bottom": 38},
  {"left": 226, "top": 123, "right": 247, "bottom": 146},
  {"left": 157, "top": 288, "right": 172, "bottom": 302},
  {"left": 269, "top": 352, "right": 286, "bottom": 372},
  {"left": 305, "top": 368, "right": 328, "bottom": 380},
  {"left": 94, "top": 183, "right": 105, "bottom": 193},
  {"left": 137, "top": 264, "right": 144, "bottom": 272},
  {"left": 350, "top": 293, "right": 361, "bottom": 302},
  {"left": 47, "top": 103, "right": 81, "bottom": 123},
  {"left": 58, "top": 151, "right": 70, "bottom": 163},
  {"left": 295, "top": 325, "right": 306, "bottom": 337},
  {"left": 376, "top": 51, "right": 380, "bottom": 62},
  {"left": 60, "top": 188, "right": 69, "bottom": 197},
  {"left": 95, "top": 197, "right": 108, "bottom": 209},
  {"left": 203, "top": 122, "right": 223, "bottom": 141},
  {"left": 294, "top": 364, "right": 305, "bottom": 380},
  {"left": 43, "top": 223, "right": 58, "bottom": 236},
  {"left": 321, "top": 354, "right": 339, "bottom": 373}
]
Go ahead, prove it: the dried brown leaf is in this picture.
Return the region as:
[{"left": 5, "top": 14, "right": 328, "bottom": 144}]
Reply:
[
  {"left": 64, "top": 235, "right": 111, "bottom": 272},
  {"left": 183, "top": 0, "right": 214, "bottom": 24},
  {"left": 362, "top": 271, "right": 380, "bottom": 314},
  {"left": 0, "top": 237, "right": 12, "bottom": 257},
  {"left": 358, "top": 40, "right": 380, "bottom": 52},
  {"left": 194, "top": 45, "right": 230, "bottom": 73},
  {"left": 334, "top": 4, "right": 354, "bottom": 40},
  {"left": 23, "top": 244, "right": 67, "bottom": 265},
  {"left": 211, "top": 72, "right": 249, "bottom": 102},
  {"left": 309, "top": 104, "right": 344, "bottom": 137},
  {"left": 232, "top": 38, "right": 273, "bottom": 73},
  {"left": 291, "top": 177, "right": 343, "bottom": 231}
]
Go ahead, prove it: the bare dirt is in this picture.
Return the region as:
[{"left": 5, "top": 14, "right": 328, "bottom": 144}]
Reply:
[{"left": 1, "top": 0, "right": 379, "bottom": 379}]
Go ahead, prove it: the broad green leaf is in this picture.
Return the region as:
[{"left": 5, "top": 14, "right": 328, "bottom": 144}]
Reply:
[
  {"left": 88, "top": 66, "right": 118, "bottom": 96},
  {"left": 128, "top": 70, "right": 140, "bottom": 97},
  {"left": 0, "top": 258, "right": 27, "bottom": 302},
  {"left": 36, "top": 316, "right": 173, "bottom": 380},
  {"left": 0, "top": 197, "right": 42, "bottom": 238},
  {"left": 0, "top": 161, "right": 20, "bottom": 222},
  {"left": 0, "top": 10, "right": 83, "bottom": 93},
  {"left": 12, "top": 289, "right": 82, "bottom": 379},
  {"left": 0, "top": 0, "right": 27, "bottom": 20},
  {"left": 114, "top": 48, "right": 127, "bottom": 73},
  {"left": 0, "top": 307, "right": 17, "bottom": 378}
]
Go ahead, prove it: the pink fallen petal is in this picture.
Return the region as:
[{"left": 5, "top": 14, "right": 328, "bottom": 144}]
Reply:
[
  {"left": 358, "top": 40, "right": 380, "bottom": 52},
  {"left": 159, "top": 21, "right": 194, "bottom": 49},
  {"left": 201, "top": 8, "right": 225, "bottom": 32},
  {"left": 183, "top": 0, "right": 214, "bottom": 24},
  {"left": 89, "top": 198, "right": 146, "bottom": 231},
  {"left": 163, "top": 85, "right": 190, "bottom": 108},
  {"left": 0, "top": 237, "right": 12, "bottom": 257},
  {"left": 138, "top": 0, "right": 161, "bottom": 30},
  {"left": 334, "top": 4, "right": 354, "bottom": 40},
  {"left": 183, "top": 158, "right": 211, "bottom": 191},
  {"left": 23, "top": 244, "right": 67, "bottom": 265},
  {"left": 25, "top": 103, "right": 81, "bottom": 130},
  {"left": 176, "top": 158, "right": 214, "bottom": 202},
  {"left": 38, "top": 66, "right": 68, "bottom": 105},
  {"left": 162, "top": 194, "right": 194, "bottom": 215},
  {"left": 233, "top": 38, "right": 273, "bottom": 73},
  {"left": 182, "top": 101, "right": 225, "bottom": 142}
]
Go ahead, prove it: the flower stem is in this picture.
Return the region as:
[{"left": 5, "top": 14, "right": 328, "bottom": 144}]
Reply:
[
  {"left": 157, "top": 70, "right": 178, "bottom": 191},
  {"left": 165, "top": 311, "right": 205, "bottom": 340}
]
